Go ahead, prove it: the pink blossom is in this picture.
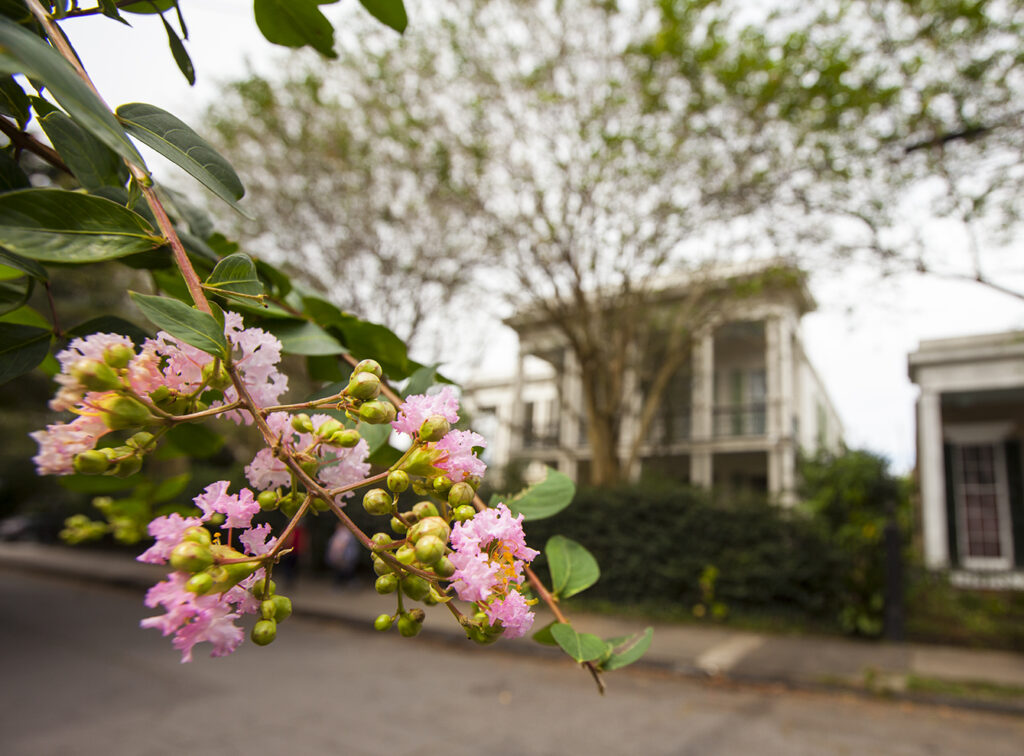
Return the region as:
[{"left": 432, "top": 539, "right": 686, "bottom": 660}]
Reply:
[
  {"left": 317, "top": 439, "right": 371, "bottom": 500},
  {"left": 448, "top": 550, "right": 499, "bottom": 603},
  {"left": 392, "top": 386, "right": 460, "bottom": 436},
  {"left": 29, "top": 414, "right": 110, "bottom": 475},
  {"left": 136, "top": 513, "right": 204, "bottom": 564},
  {"left": 193, "top": 481, "right": 259, "bottom": 530},
  {"left": 483, "top": 590, "right": 535, "bottom": 639},
  {"left": 450, "top": 503, "right": 538, "bottom": 563},
  {"left": 435, "top": 430, "right": 487, "bottom": 481},
  {"left": 244, "top": 448, "right": 289, "bottom": 490},
  {"left": 171, "top": 602, "right": 245, "bottom": 662},
  {"left": 50, "top": 333, "right": 133, "bottom": 411},
  {"left": 239, "top": 523, "right": 276, "bottom": 556}
]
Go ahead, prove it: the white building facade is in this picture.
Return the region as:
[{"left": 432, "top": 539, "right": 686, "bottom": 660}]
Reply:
[
  {"left": 464, "top": 270, "right": 843, "bottom": 501},
  {"left": 909, "top": 331, "right": 1024, "bottom": 589}
]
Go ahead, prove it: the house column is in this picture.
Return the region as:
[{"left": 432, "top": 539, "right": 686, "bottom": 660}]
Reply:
[
  {"left": 509, "top": 347, "right": 526, "bottom": 458},
  {"left": 918, "top": 389, "right": 950, "bottom": 568},
  {"left": 775, "top": 315, "right": 796, "bottom": 503},
  {"left": 690, "top": 329, "right": 714, "bottom": 488}
]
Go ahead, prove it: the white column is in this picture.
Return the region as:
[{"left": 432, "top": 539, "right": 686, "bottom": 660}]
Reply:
[
  {"left": 690, "top": 330, "right": 714, "bottom": 488},
  {"left": 919, "top": 390, "right": 950, "bottom": 568},
  {"left": 765, "top": 316, "right": 781, "bottom": 439},
  {"left": 510, "top": 347, "right": 526, "bottom": 457}
]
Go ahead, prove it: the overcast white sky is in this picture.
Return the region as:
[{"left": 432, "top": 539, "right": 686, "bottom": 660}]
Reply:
[{"left": 65, "top": 4, "right": 1024, "bottom": 474}]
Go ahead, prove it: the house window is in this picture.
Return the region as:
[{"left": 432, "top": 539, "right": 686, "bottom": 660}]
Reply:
[
  {"left": 714, "top": 368, "right": 767, "bottom": 437},
  {"left": 953, "top": 443, "right": 1014, "bottom": 569}
]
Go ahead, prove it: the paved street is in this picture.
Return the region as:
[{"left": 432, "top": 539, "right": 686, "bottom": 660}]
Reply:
[{"left": 2, "top": 569, "right": 1023, "bottom": 756}]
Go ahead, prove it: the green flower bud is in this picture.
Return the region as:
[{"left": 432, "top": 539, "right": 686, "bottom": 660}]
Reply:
[
  {"left": 250, "top": 577, "right": 277, "bottom": 597},
  {"left": 407, "top": 516, "right": 451, "bottom": 545},
  {"left": 448, "top": 481, "right": 475, "bottom": 509},
  {"left": 279, "top": 493, "right": 300, "bottom": 518},
  {"left": 399, "top": 447, "right": 444, "bottom": 478},
  {"left": 432, "top": 475, "right": 453, "bottom": 495},
  {"left": 260, "top": 599, "right": 277, "bottom": 621},
  {"left": 362, "top": 488, "right": 393, "bottom": 516},
  {"left": 181, "top": 526, "right": 212, "bottom": 546},
  {"left": 291, "top": 413, "right": 314, "bottom": 433},
  {"left": 468, "top": 624, "right": 501, "bottom": 645},
  {"left": 373, "top": 613, "right": 393, "bottom": 632},
  {"left": 125, "top": 431, "right": 155, "bottom": 450},
  {"left": 375, "top": 573, "right": 398, "bottom": 594},
  {"left": 316, "top": 418, "right": 343, "bottom": 439},
  {"left": 185, "top": 572, "right": 214, "bottom": 595},
  {"left": 433, "top": 556, "right": 456, "bottom": 579},
  {"left": 70, "top": 359, "right": 122, "bottom": 392},
  {"left": 170, "top": 541, "right": 214, "bottom": 573},
  {"left": 412, "top": 501, "right": 439, "bottom": 520},
  {"left": 453, "top": 505, "right": 477, "bottom": 523},
  {"left": 372, "top": 554, "right": 393, "bottom": 576},
  {"left": 148, "top": 386, "right": 172, "bottom": 404},
  {"left": 400, "top": 575, "right": 430, "bottom": 602},
  {"left": 395, "top": 544, "right": 416, "bottom": 565},
  {"left": 370, "top": 532, "right": 393, "bottom": 550},
  {"left": 103, "top": 344, "right": 135, "bottom": 369},
  {"left": 414, "top": 534, "right": 445, "bottom": 565},
  {"left": 389, "top": 516, "right": 408, "bottom": 536},
  {"left": 353, "top": 359, "right": 382, "bottom": 378},
  {"left": 111, "top": 455, "right": 143, "bottom": 478},
  {"left": 397, "top": 612, "right": 422, "bottom": 638},
  {"left": 98, "top": 395, "right": 152, "bottom": 430},
  {"left": 311, "top": 496, "right": 331, "bottom": 513},
  {"left": 200, "top": 360, "right": 232, "bottom": 391},
  {"left": 271, "top": 595, "right": 292, "bottom": 622},
  {"left": 408, "top": 608, "right": 425, "bottom": 623},
  {"left": 251, "top": 619, "right": 277, "bottom": 646},
  {"left": 73, "top": 449, "right": 110, "bottom": 475},
  {"left": 358, "top": 400, "right": 396, "bottom": 425},
  {"left": 298, "top": 456, "right": 319, "bottom": 478},
  {"left": 386, "top": 470, "right": 410, "bottom": 493},
  {"left": 328, "top": 428, "right": 362, "bottom": 448},
  {"left": 346, "top": 371, "right": 381, "bottom": 401},
  {"left": 257, "top": 490, "right": 279, "bottom": 511},
  {"left": 418, "top": 415, "right": 450, "bottom": 442},
  {"left": 411, "top": 478, "right": 434, "bottom": 496}
]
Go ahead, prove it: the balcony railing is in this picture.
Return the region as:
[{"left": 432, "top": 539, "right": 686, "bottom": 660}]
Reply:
[
  {"left": 713, "top": 403, "right": 767, "bottom": 437},
  {"left": 523, "top": 424, "right": 560, "bottom": 449}
]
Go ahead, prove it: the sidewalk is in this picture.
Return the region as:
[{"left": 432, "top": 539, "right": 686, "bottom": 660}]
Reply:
[{"left": 3, "top": 541, "right": 1024, "bottom": 714}]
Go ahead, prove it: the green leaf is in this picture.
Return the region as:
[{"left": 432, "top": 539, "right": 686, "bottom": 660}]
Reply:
[
  {"left": 0, "top": 304, "right": 48, "bottom": 328},
  {"left": 162, "top": 423, "right": 224, "bottom": 459},
  {"left": 337, "top": 315, "right": 410, "bottom": 378},
  {"left": 159, "top": 13, "right": 194, "bottom": 85},
  {"left": 359, "top": 422, "right": 402, "bottom": 467},
  {"left": 152, "top": 472, "right": 192, "bottom": 503},
  {"left": 66, "top": 315, "right": 150, "bottom": 345},
  {"left": 255, "top": 259, "right": 291, "bottom": 298},
  {"left": 39, "top": 111, "right": 127, "bottom": 191},
  {"left": 545, "top": 535, "right": 600, "bottom": 599},
  {"left": 266, "top": 319, "right": 345, "bottom": 356},
  {"left": 0, "top": 274, "right": 31, "bottom": 315},
  {"left": 121, "top": 0, "right": 176, "bottom": 13},
  {"left": 205, "top": 252, "right": 263, "bottom": 298},
  {"left": 57, "top": 474, "right": 135, "bottom": 494},
  {"left": 402, "top": 363, "right": 439, "bottom": 397},
  {"left": 0, "top": 75, "right": 29, "bottom": 127},
  {"left": 531, "top": 621, "right": 560, "bottom": 647},
  {"left": 129, "top": 292, "right": 227, "bottom": 357},
  {"left": 115, "top": 103, "right": 245, "bottom": 212},
  {"left": 549, "top": 623, "right": 609, "bottom": 663},
  {"left": 253, "top": 0, "right": 339, "bottom": 58},
  {"left": 0, "top": 149, "right": 29, "bottom": 192},
  {"left": 495, "top": 467, "right": 575, "bottom": 521},
  {"left": 0, "top": 19, "right": 145, "bottom": 168},
  {"left": 97, "top": 0, "right": 130, "bottom": 24},
  {"left": 307, "top": 354, "right": 348, "bottom": 382},
  {"left": 0, "top": 188, "right": 162, "bottom": 262},
  {"left": 600, "top": 627, "right": 654, "bottom": 671},
  {"left": 0, "top": 321, "right": 50, "bottom": 383},
  {"left": 301, "top": 294, "right": 345, "bottom": 328},
  {"left": 358, "top": 0, "right": 407, "bottom": 33},
  {"left": 0, "top": 248, "right": 46, "bottom": 280}
]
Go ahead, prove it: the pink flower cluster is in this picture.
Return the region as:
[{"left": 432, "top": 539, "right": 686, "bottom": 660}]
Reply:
[
  {"left": 139, "top": 482, "right": 273, "bottom": 662},
  {"left": 448, "top": 504, "right": 539, "bottom": 638},
  {"left": 31, "top": 314, "right": 288, "bottom": 475},
  {"left": 244, "top": 412, "right": 371, "bottom": 502},
  {"left": 392, "top": 388, "right": 487, "bottom": 482}
]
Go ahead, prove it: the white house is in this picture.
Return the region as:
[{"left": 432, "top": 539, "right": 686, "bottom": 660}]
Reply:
[
  {"left": 463, "top": 264, "right": 843, "bottom": 501},
  {"left": 909, "top": 331, "right": 1024, "bottom": 589}
]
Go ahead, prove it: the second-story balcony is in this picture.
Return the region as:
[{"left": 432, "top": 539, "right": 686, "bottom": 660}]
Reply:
[{"left": 713, "top": 402, "right": 767, "bottom": 438}]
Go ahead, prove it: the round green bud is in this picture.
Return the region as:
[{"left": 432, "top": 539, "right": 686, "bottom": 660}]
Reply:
[
  {"left": 103, "top": 344, "right": 135, "bottom": 369},
  {"left": 414, "top": 535, "right": 445, "bottom": 565},
  {"left": 329, "top": 428, "right": 362, "bottom": 448},
  {"left": 148, "top": 385, "right": 172, "bottom": 405},
  {"left": 373, "top": 613, "right": 393, "bottom": 632},
  {"left": 250, "top": 577, "right": 277, "bottom": 597},
  {"left": 126, "top": 431, "right": 155, "bottom": 451},
  {"left": 346, "top": 371, "right": 381, "bottom": 401},
  {"left": 271, "top": 595, "right": 292, "bottom": 622},
  {"left": 371, "top": 554, "right": 392, "bottom": 576},
  {"left": 181, "top": 526, "right": 212, "bottom": 546},
  {"left": 370, "top": 532, "right": 393, "bottom": 550},
  {"left": 73, "top": 450, "right": 110, "bottom": 475},
  {"left": 70, "top": 358, "right": 122, "bottom": 392},
  {"left": 400, "top": 575, "right": 430, "bottom": 602},
  {"left": 112, "top": 455, "right": 143, "bottom": 478},
  {"left": 432, "top": 475, "right": 453, "bottom": 495},
  {"left": 184, "top": 572, "right": 214, "bottom": 595},
  {"left": 448, "top": 482, "right": 475, "bottom": 509},
  {"left": 316, "top": 418, "right": 343, "bottom": 439},
  {"left": 411, "top": 478, "right": 434, "bottom": 497},
  {"left": 375, "top": 573, "right": 399, "bottom": 594},
  {"left": 407, "top": 516, "right": 451, "bottom": 545},
  {"left": 390, "top": 516, "right": 408, "bottom": 536},
  {"left": 291, "top": 413, "right": 314, "bottom": 433},
  {"left": 279, "top": 493, "right": 300, "bottom": 519},
  {"left": 453, "top": 505, "right": 477, "bottom": 523},
  {"left": 311, "top": 496, "right": 331, "bottom": 513},
  {"left": 98, "top": 395, "right": 152, "bottom": 430},
  {"left": 412, "top": 501, "right": 439, "bottom": 520},
  {"left": 433, "top": 556, "right": 456, "bottom": 579},
  {"left": 395, "top": 544, "right": 416, "bottom": 565},
  {"left": 260, "top": 599, "right": 278, "bottom": 621},
  {"left": 257, "top": 490, "right": 279, "bottom": 511},
  {"left": 408, "top": 608, "right": 426, "bottom": 623},
  {"left": 418, "top": 415, "right": 450, "bottom": 442},
  {"left": 468, "top": 624, "right": 501, "bottom": 645},
  {"left": 362, "top": 488, "right": 393, "bottom": 516},
  {"left": 251, "top": 619, "right": 277, "bottom": 646},
  {"left": 200, "top": 360, "right": 232, "bottom": 391},
  {"left": 353, "top": 359, "right": 383, "bottom": 378},
  {"left": 397, "top": 612, "right": 422, "bottom": 638},
  {"left": 358, "top": 400, "right": 397, "bottom": 425},
  {"left": 386, "top": 470, "right": 410, "bottom": 493},
  {"left": 170, "top": 541, "right": 214, "bottom": 574},
  {"left": 298, "top": 457, "right": 319, "bottom": 478}
]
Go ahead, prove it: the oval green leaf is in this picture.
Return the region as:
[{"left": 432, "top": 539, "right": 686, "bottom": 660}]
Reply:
[
  {"left": 495, "top": 466, "right": 576, "bottom": 521},
  {"left": 545, "top": 535, "right": 600, "bottom": 600},
  {"left": 115, "top": 103, "right": 245, "bottom": 212},
  {"left": 0, "top": 321, "right": 51, "bottom": 383},
  {"left": 0, "top": 189, "right": 162, "bottom": 262},
  {"left": 205, "top": 252, "right": 264, "bottom": 298},
  {"left": 129, "top": 292, "right": 227, "bottom": 357},
  {"left": 254, "top": 0, "right": 338, "bottom": 58},
  {"left": 358, "top": 0, "right": 408, "bottom": 33},
  {"left": 549, "top": 623, "right": 610, "bottom": 663},
  {"left": 40, "top": 110, "right": 127, "bottom": 191},
  {"left": 337, "top": 315, "right": 410, "bottom": 378},
  {"left": 266, "top": 319, "right": 346, "bottom": 356},
  {"left": 600, "top": 627, "right": 654, "bottom": 672}
]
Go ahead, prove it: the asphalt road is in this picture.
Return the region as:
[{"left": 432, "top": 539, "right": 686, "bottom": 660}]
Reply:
[{"left": 2, "top": 569, "right": 1023, "bottom": 756}]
